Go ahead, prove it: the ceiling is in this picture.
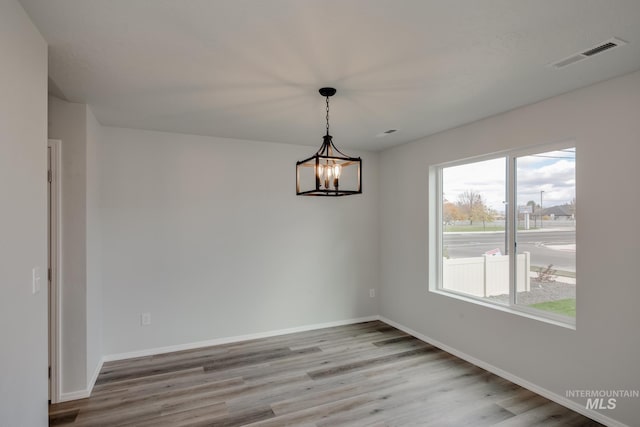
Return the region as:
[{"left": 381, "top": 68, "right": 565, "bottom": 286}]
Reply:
[{"left": 20, "top": 0, "right": 640, "bottom": 151}]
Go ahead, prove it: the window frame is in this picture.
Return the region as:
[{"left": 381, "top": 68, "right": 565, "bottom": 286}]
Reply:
[{"left": 429, "top": 141, "right": 576, "bottom": 328}]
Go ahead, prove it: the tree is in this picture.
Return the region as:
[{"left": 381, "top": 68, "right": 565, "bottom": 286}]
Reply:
[
  {"left": 443, "top": 200, "right": 462, "bottom": 225},
  {"left": 475, "top": 205, "right": 496, "bottom": 231},
  {"left": 456, "top": 190, "right": 494, "bottom": 227},
  {"left": 457, "top": 190, "right": 482, "bottom": 225}
]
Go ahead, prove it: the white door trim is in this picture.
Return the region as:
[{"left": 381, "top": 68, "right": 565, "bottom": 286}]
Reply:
[{"left": 48, "top": 139, "right": 62, "bottom": 403}]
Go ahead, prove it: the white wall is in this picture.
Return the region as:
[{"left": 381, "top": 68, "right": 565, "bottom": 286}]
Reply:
[
  {"left": 100, "top": 127, "right": 379, "bottom": 355},
  {"left": 48, "top": 97, "right": 88, "bottom": 394},
  {"left": 48, "top": 97, "right": 103, "bottom": 397},
  {"left": 379, "top": 70, "right": 640, "bottom": 426},
  {"left": 85, "top": 107, "right": 103, "bottom": 388},
  {"left": 0, "top": 0, "right": 48, "bottom": 425}
]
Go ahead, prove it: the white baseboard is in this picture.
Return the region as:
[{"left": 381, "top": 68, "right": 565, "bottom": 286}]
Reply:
[
  {"left": 88, "top": 357, "right": 104, "bottom": 393},
  {"left": 379, "top": 316, "right": 627, "bottom": 427},
  {"left": 58, "top": 389, "right": 91, "bottom": 402},
  {"left": 57, "top": 357, "right": 105, "bottom": 402},
  {"left": 103, "top": 315, "right": 380, "bottom": 363}
]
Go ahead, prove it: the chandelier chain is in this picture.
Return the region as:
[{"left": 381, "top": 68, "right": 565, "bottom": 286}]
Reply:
[{"left": 325, "top": 96, "right": 330, "bottom": 135}]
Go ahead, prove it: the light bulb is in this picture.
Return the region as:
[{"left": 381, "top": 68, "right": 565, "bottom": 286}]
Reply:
[
  {"left": 316, "top": 164, "right": 324, "bottom": 180},
  {"left": 332, "top": 164, "right": 341, "bottom": 189},
  {"left": 323, "top": 163, "right": 331, "bottom": 189}
]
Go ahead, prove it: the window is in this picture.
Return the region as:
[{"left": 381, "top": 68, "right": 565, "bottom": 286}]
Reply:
[{"left": 430, "top": 144, "right": 576, "bottom": 325}]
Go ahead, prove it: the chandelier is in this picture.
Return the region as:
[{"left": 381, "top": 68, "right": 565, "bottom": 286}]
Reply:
[{"left": 296, "top": 87, "right": 362, "bottom": 196}]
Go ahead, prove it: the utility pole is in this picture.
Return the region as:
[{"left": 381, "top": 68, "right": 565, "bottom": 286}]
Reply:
[{"left": 540, "top": 190, "right": 545, "bottom": 229}]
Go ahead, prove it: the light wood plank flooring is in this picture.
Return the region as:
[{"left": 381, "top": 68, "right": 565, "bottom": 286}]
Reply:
[{"left": 49, "top": 321, "right": 601, "bottom": 426}]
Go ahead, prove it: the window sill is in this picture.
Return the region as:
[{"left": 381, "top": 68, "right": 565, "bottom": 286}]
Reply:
[{"left": 430, "top": 288, "right": 576, "bottom": 330}]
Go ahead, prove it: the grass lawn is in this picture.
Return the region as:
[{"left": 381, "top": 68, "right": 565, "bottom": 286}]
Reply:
[{"left": 529, "top": 298, "right": 576, "bottom": 317}]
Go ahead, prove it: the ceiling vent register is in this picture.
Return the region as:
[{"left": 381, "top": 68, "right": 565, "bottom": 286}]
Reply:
[{"left": 549, "top": 37, "right": 628, "bottom": 69}]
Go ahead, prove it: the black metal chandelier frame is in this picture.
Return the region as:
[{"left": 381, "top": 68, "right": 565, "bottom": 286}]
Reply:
[{"left": 296, "top": 87, "right": 362, "bottom": 196}]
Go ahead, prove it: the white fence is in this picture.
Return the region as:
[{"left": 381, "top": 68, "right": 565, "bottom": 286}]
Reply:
[{"left": 443, "top": 252, "right": 530, "bottom": 297}]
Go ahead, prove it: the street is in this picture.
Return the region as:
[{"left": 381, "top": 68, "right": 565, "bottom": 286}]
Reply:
[{"left": 443, "top": 228, "right": 576, "bottom": 272}]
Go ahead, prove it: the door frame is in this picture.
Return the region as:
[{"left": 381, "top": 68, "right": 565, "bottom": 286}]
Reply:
[{"left": 48, "top": 139, "right": 62, "bottom": 403}]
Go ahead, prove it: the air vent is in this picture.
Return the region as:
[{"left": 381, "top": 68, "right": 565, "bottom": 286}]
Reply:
[
  {"left": 549, "top": 37, "right": 628, "bottom": 69},
  {"left": 582, "top": 41, "right": 617, "bottom": 56}
]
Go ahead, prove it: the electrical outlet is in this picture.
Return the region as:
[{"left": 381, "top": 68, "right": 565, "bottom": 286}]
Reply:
[
  {"left": 141, "top": 312, "right": 151, "bottom": 326},
  {"left": 369, "top": 288, "right": 376, "bottom": 298}
]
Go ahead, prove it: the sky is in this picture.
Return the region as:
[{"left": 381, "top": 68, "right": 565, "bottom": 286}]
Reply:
[{"left": 442, "top": 148, "right": 575, "bottom": 212}]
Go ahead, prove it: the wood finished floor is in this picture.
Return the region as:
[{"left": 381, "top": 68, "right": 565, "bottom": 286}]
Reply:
[{"left": 49, "top": 321, "right": 601, "bottom": 426}]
